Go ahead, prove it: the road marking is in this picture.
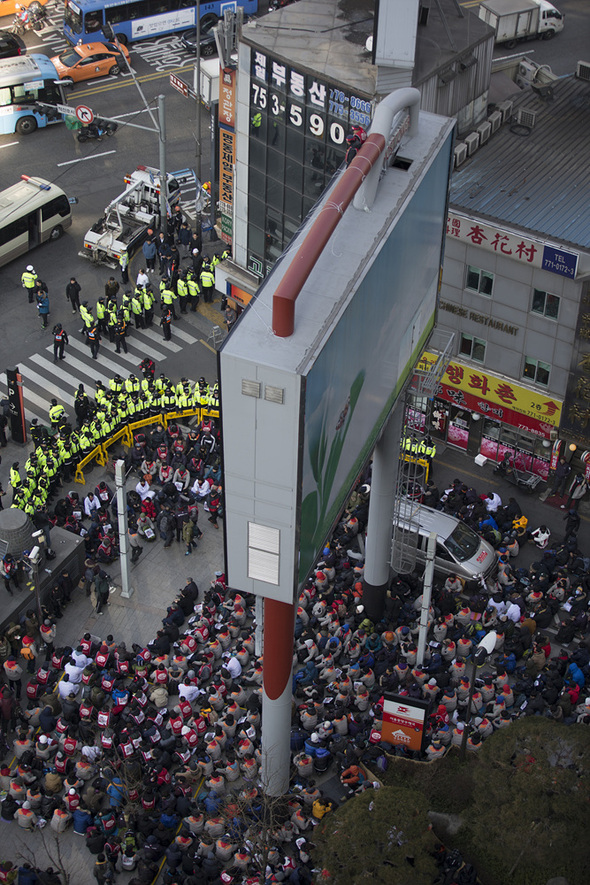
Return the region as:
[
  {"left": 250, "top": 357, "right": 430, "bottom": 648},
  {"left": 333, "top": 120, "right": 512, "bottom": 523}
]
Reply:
[
  {"left": 57, "top": 150, "right": 116, "bottom": 166},
  {"left": 199, "top": 339, "right": 217, "bottom": 354},
  {"left": 139, "top": 327, "right": 183, "bottom": 352},
  {"left": 21, "top": 362, "right": 75, "bottom": 404},
  {"left": 0, "top": 141, "right": 18, "bottom": 149},
  {"left": 73, "top": 65, "right": 194, "bottom": 98},
  {"left": 171, "top": 325, "right": 202, "bottom": 345}
]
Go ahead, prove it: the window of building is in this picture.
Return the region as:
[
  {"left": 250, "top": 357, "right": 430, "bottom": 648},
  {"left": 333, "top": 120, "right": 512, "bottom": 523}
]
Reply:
[
  {"left": 459, "top": 333, "right": 486, "bottom": 363},
  {"left": 466, "top": 265, "right": 494, "bottom": 296},
  {"left": 523, "top": 357, "right": 550, "bottom": 387},
  {"left": 531, "top": 288, "right": 560, "bottom": 319}
]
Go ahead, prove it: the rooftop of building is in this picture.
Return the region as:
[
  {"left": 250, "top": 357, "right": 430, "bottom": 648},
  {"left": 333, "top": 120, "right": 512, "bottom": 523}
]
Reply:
[
  {"left": 242, "top": 0, "right": 377, "bottom": 98},
  {"left": 241, "top": 0, "right": 492, "bottom": 101},
  {"left": 449, "top": 74, "right": 590, "bottom": 252},
  {"left": 413, "top": 0, "right": 493, "bottom": 85}
]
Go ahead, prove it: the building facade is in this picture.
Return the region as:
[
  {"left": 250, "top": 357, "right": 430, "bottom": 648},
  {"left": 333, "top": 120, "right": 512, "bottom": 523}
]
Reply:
[
  {"left": 215, "top": 0, "right": 494, "bottom": 300},
  {"left": 432, "top": 73, "right": 590, "bottom": 477}
]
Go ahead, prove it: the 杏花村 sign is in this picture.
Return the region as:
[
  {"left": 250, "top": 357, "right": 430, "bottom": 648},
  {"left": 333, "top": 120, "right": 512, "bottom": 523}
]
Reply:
[{"left": 447, "top": 212, "right": 578, "bottom": 280}]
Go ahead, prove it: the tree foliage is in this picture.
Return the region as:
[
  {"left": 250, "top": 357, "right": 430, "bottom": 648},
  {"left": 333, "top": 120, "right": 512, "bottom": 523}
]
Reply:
[{"left": 315, "top": 786, "right": 439, "bottom": 885}]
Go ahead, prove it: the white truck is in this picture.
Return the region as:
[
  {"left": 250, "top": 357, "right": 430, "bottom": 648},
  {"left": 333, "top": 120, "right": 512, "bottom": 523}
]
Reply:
[
  {"left": 80, "top": 165, "right": 193, "bottom": 267},
  {"left": 478, "top": 0, "right": 564, "bottom": 47}
]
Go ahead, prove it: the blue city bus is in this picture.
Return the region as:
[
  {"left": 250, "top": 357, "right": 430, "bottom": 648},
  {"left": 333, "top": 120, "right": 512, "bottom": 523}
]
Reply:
[
  {"left": 63, "top": 0, "right": 257, "bottom": 45},
  {"left": 0, "top": 55, "right": 66, "bottom": 135}
]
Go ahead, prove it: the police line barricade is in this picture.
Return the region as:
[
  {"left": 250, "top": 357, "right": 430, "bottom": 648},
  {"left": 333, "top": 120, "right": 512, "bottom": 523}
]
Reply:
[
  {"left": 102, "top": 426, "right": 129, "bottom": 455},
  {"left": 160, "top": 407, "right": 201, "bottom": 428},
  {"left": 74, "top": 406, "right": 221, "bottom": 484},
  {"left": 74, "top": 444, "right": 107, "bottom": 485}
]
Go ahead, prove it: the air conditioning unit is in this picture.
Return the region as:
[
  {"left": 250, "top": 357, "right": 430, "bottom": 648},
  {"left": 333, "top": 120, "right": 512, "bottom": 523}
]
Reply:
[
  {"left": 497, "top": 99, "right": 513, "bottom": 123},
  {"left": 576, "top": 60, "right": 590, "bottom": 81},
  {"left": 516, "top": 59, "right": 536, "bottom": 88},
  {"left": 464, "top": 132, "right": 480, "bottom": 155},
  {"left": 488, "top": 110, "right": 502, "bottom": 133},
  {"left": 477, "top": 120, "right": 491, "bottom": 144},
  {"left": 517, "top": 107, "right": 536, "bottom": 128},
  {"left": 454, "top": 143, "right": 468, "bottom": 167}
]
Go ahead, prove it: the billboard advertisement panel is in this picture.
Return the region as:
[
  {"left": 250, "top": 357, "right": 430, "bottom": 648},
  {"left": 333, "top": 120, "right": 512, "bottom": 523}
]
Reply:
[
  {"left": 298, "top": 135, "right": 453, "bottom": 583},
  {"left": 382, "top": 694, "right": 429, "bottom": 752}
]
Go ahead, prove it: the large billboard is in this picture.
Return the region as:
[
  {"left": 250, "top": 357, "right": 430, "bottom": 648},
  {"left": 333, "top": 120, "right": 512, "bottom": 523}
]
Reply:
[
  {"left": 299, "top": 145, "right": 452, "bottom": 579},
  {"left": 220, "top": 110, "right": 454, "bottom": 603}
]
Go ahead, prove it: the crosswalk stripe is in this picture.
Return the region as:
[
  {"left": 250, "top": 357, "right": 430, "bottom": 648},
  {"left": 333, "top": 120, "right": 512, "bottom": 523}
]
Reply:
[
  {"left": 40, "top": 347, "right": 112, "bottom": 389},
  {"left": 139, "top": 327, "right": 183, "bottom": 353},
  {"left": 66, "top": 337, "right": 132, "bottom": 380},
  {"left": 119, "top": 329, "right": 168, "bottom": 360},
  {"left": 20, "top": 363, "right": 75, "bottom": 405},
  {"left": 172, "top": 324, "right": 203, "bottom": 344},
  {"left": 29, "top": 353, "right": 96, "bottom": 398}
]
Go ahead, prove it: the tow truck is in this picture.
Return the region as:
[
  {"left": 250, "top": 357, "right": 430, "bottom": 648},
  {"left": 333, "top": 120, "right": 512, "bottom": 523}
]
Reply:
[{"left": 80, "top": 165, "right": 196, "bottom": 267}]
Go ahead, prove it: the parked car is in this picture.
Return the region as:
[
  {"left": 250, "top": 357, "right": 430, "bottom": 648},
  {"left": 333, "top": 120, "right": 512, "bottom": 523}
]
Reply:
[
  {"left": 0, "top": 0, "right": 48, "bottom": 15},
  {"left": 0, "top": 29, "right": 25, "bottom": 57},
  {"left": 50, "top": 41, "right": 129, "bottom": 82},
  {"left": 180, "top": 18, "right": 220, "bottom": 56},
  {"left": 392, "top": 499, "right": 498, "bottom": 591}
]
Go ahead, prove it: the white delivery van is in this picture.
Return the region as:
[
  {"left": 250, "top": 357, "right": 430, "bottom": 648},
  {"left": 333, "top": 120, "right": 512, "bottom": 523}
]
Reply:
[{"left": 392, "top": 500, "right": 498, "bottom": 591}]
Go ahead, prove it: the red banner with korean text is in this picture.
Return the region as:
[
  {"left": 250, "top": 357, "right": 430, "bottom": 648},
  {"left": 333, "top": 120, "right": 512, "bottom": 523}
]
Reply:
[{"left": 421, "top": 354, "right": 562, "bottom": 438}]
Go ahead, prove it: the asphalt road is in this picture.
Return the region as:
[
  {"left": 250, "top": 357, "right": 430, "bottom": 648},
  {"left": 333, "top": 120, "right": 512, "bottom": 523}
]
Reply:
[
  {"left": 0, "top": 2, "right": 222, "bottom": 428},
  {"left": 460, "top": 0, "right": 590, "bottom": 76}
]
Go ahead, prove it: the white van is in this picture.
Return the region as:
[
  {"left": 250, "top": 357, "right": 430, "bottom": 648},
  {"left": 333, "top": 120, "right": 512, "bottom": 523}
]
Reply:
[
  {"left": 0, "top": 175, "right": 72, "bottom": 268},
  {"left": 392, "top": 500, "right": 498, "bottom": 590}
]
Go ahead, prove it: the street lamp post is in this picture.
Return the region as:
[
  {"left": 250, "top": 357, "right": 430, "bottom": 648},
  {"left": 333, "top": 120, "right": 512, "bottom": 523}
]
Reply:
[{"left": 460, "top": 631, "right": 497, "bottom": 761}]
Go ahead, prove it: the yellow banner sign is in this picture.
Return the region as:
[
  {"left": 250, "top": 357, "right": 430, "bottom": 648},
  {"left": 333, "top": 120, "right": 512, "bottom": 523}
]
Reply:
[{"left": 419, "top": 352, "right": 562, "bottom": 428}]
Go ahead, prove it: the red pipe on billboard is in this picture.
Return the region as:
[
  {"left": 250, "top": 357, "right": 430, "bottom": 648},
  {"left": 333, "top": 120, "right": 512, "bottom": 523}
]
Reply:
[{"left": 272, "top": 133, "right": 385, "bottom": 338}]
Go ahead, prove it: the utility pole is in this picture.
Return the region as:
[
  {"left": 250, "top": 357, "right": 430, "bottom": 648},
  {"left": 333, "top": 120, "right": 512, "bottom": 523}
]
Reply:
[
  {"left": 195, "top": 0, "right": 202, "bottom": 245},
  {"left": 115, "top": 459, "right": 133, "bottom": 599},
  {"left": 158, "top": 94, "right": 167, "bottom": 235}
]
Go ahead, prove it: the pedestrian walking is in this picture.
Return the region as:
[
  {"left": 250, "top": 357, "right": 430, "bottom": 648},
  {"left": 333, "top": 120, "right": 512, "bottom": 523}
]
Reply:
[
  {"left": 1, "top": 553, "right": 21, "bottom": 596},
  {"left": 94, "top": 570, "right": 110, "bottom": 615},
  {"left": 52, "top": 324, "right": 69, "bottom": 361},
  {"left": 105, "top": 276, "right": 120, "bottom": 300},
  {"left": 160, "top": 306, "right": 172, "bottom": 341},
  {"left": 21, "top": 265, "right": 38, "bottom": 303},
  {"left": 549, "top": 457, "right": 571, "bottom": 499},
  {"left": 119, "top": 249, "right": 129, "bottom": 285},
  {"left": 87, "top": 323, "right": 101, "bottom": 359},
  {"left": 115, "top": 314, "right": 128, "bottom": 354},
  {"left": 66, "top": 277, "right": 81, "bottom": 314},
  {"left": 36, "top": 288, "right": 50, "bottom": 328},
  {"left": 206, "top": 484, "right": 221, "bottom": 529},
  {"left": 564, "top": 508, "right": 581, "bottom": 542},
  {"left": 200, "top": 259, "right": 215, "bottom": 304},
  {"left": 142, "top": 237, "right": 157, "bottom": 272}
]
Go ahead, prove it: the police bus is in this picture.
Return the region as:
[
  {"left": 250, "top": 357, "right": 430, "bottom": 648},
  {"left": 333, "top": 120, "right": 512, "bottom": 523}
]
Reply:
[
  {"left": 63, "top": 0, "right": 257, "bottom": 45},
  {"left": 0, "top": 176, "right": 72, "bottom": 268},
  {"left": 0, "top": 54, "right": 67, "bottom": 135}
]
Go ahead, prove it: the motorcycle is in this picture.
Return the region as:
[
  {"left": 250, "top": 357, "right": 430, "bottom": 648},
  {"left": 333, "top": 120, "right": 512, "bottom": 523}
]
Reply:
[
  {"left": 10, "top": 2, "right": 47, "bottom": 35},
  {"left": 77, "top": 120, "right": 118, "bottom": 143}
]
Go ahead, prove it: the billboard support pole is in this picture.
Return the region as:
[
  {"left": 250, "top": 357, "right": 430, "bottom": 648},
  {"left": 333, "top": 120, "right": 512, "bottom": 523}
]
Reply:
[
  {"left": 261, "top": 597, "right": 295, "bottom": 796},
  {"left": 363, "top": 406, "right": 404, "bottom": 620},
  {"left": 417, "top": 532, "right": 436, "bottom": 667}
]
